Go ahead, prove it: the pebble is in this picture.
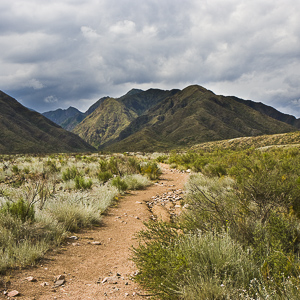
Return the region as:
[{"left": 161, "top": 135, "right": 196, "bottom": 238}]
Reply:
[
  {"left": 25, "top": 276, "right": 36, "bottom": 282},
  {"left": 7, "top": 290, "right": 20, "bottom": 297}
]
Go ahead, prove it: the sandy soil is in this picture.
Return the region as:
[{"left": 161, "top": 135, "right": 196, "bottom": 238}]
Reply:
[{"left": 1, "top": 164, "right": 188, "bottom": 300}]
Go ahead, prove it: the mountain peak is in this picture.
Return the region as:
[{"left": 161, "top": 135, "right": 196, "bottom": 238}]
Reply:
[{"left": 125, "top": 88, "right": 144, "bottom": 96}]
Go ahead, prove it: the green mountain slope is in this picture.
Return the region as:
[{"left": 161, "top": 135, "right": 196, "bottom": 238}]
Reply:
[
  {"left": 233, "top": 97, "right": 300, "bottom": 128},
  {"left": 103, "top": 85, "right": 298, "bottom": 151},
  {"left": 73, "top": 98, "right": 138, "bottom": 148},
  {"left": 73, "top": 88, "right": 179, "bottom": 149},
  {"left": 42, "top": 96, "right": 110, "bottom": 131},
  {"left": 0, "top": 91, "right": 95, "bottom": 154},
  {"left": 117, "top": 88, "right": 180, "bottom": 115}
]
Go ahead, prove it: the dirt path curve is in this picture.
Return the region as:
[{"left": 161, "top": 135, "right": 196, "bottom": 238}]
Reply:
[{"left": 4, "top": 164, "right": 188, "bottom": 300}]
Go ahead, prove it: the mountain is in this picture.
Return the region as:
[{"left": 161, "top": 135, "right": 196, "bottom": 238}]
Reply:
[
  {"left": 42, "top": 96, "right": 110, "bottom": 131},
  {"left": 73, "top": 88, "right": 180, "bottom": 148},
  {"left": 101, "top": 85, "right": 298, "bottom": 151},
  {"left": 42, "top": 106, "right": 83, "bottom": 125},
  {"left": 0, "top": 91, "right": 95, "bottom": 154},
  {"left": 84, "top": 96, "right": 110, "bottom": 116},
  {"left": 73, "top": 98, "right": 138, "bottom": 148},
  {"left": 233, "top": 97, "right": 300, "bottom": 128},
  {"left": 117, "top": 88, "right": 180, "bottom": 115}
]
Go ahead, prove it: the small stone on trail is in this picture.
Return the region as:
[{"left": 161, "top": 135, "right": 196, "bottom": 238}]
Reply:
[
  {"left": 54, "top": 279, "right": 65, "bottom": 287},
  {"left": 25, "top": 276, "right": 36, "bottom": 282},
  {"left": 135, "top": 201, "right": 142, "bottom": 204},
  {"left": 55, "top": 275, "right": 65, "bottom": 281},
  {"left": 91, "top": 241, "right": 101, "bottom": 245},
  {"left": 7, "top": 290, "right": 20, "bottom": 297},
  {"left": 72, "top": 242, "right": 80, "bottom": 246},
  {"left": 101, "top": 277, "right": 118, "bottom": 284},
  {"left": 68, "top": 236, "right": 79, "bottom": 240},
  {"left": 40, "top": 282, "right": 49, "bottom": 287}
]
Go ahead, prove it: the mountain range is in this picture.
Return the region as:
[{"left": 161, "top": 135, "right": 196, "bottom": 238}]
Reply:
[
  {"left": 0, "top": 91, "right": 95, "bottom": 154},
  {"left": 43, "top": 85, "right": 299, "bottom": 152},
  {"left": 1, "top": 84, "right": 299, "bottom": 154}
]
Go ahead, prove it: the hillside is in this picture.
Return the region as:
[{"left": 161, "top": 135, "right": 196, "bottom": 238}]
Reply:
[
  {"left": 103, "top": 85, "right": 298, "bottom": 151},
  {"left": 73, "top": 98, "right": 138, "bottom": 148},
  {"left": 0, "top": 91, "right": 95, "bottom": 154},
  {"left": 73, "top": 88, "right": 179, "bottom": 148},
  {"left": 191, "top": 131, "right": 300, "bottom": 152},
  {"left": 233, "top": 97, "right": 300, "bottom": 128},
  {"left": 42, "top": 96, "right": 110, "bottom": 131}
]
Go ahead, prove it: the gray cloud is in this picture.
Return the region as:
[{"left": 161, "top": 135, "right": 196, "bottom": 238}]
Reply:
[{"left": 1, "top": 0, "right": 300, "bottom": 117}]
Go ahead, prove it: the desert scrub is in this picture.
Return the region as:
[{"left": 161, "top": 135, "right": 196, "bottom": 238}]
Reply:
[
  {"left": 123, "top": 174, "right": 151, "bottom": 190},
  {"left": 74, "top": 175, "right": 92, "bottom": 190},
  {"left": 0, "top": 198, "right": 35, "bottom": 223},
  {"left": 140, "top": 161, "right": 162, "bottom": 180},
  {"left": 0, "top": 152, "right": 151, "bottom": 274},
  {"left": 110, "top": 176, "right": 128, "bottom": 192},
  {"left": 133, "top": 223, "right": 259, "bottom": 299}
]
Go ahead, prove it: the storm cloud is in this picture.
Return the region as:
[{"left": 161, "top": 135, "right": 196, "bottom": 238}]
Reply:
[{"left": 1, "top": 0, "right": 300, "bottom": 116}]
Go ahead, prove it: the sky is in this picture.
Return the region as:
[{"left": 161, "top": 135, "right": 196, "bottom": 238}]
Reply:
[{"left": 1, "top": 0, "right": 300, "bottom": 117}]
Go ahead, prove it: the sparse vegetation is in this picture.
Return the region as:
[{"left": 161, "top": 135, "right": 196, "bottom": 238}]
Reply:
[
  {"left": 133, "top": 145, "right": 300, "bottom": 299},
  {"left": 0, "top": 152, "right": 153, "bottom": 274}
]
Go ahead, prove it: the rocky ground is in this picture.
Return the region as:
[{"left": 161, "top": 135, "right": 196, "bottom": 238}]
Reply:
[{"left": 1, "top": 165, "right": 188, "bottom": 300}]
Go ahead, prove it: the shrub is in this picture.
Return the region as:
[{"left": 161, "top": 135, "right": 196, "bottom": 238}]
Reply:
[
  {"left": 140, "top": 162, "right": 162, "bottom": 180},
  {"left": 110, "top": 176, "right": 128, "bottom": 192},
  {"left": 0, "top": 198, "right": 35, "bottom": 223},
  {"left": 98, "top": 171, "right": 113, "bottom": 183},
  {"left": 133, "top": 222, "right": 259, "bottom": 299},
  {"left": 74, "top": 176, "right": 92, "bottom": 190},
  {"left": 62, "top": 166, "right": 80, "bottom": 181},
  {"left": 123, "top": 174, "right": 151, "bottom": 190}
]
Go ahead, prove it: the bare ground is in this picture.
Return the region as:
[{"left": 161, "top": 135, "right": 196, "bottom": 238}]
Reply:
[{"left": 1, "top": 165, "right": 188, "bottom": 300}]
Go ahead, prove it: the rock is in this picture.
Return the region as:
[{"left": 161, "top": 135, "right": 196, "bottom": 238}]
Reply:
[
  {"left": 54, "top": 279, "right": 65, "bottom": 287},
  {"left": 7, "top": 290, "right": 20, "bottom": 297},
  {"left": 68, "top": 236, "right": 79, "bottom": 240},
  {"left": 25, "top": 276, "right": 36, "bottom": 282},
  {"left": 55, "top": 275, "right": 65, "bottom": 281},
  {"left": 40, "top": 282, "right": 49, "bottom": 287},
  {"left": 91, "top": 241, "right": 101, "bottom": 245},
  {"left": 102, "top": 277, "right": 118, "bottom": 284},
  {"left": 72, "top": 242, "right": 80, "bottom": 246},
  {"left": 135, "top": 201, "right": 142, "bottom": 204}
]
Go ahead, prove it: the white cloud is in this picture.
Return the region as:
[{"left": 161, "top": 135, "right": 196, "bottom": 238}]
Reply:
[
  {"left": 23, "top": 79, "right": 44, "bottom": 90},
  {"left": 44, "top": 95, "right": 58, "bottom": 103},
  {"left": 110, "top": 20, "right": 136, "bottom": 35}
]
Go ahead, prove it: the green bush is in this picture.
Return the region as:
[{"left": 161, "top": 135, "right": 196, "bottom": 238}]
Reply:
[
  {"left": 62, "top": 166, "right": 80, "bottom": 181},
  {"left": 0, "top": 198, "right": 35, "bottom": 223},
  {"left": 140, "top": 162, "right": 162, "bottom": 180},
  {"left": 110, "top": 176, "right": 128, "bottom": 192},
  {"left": 133, "top": 222, "right": 259, "bottom": 299},
  {"left": 98, "top": 171, "right": 113, "bottom": 183},
  {"left": 74, "top": 176, "right": 92, "bottom": 190}
]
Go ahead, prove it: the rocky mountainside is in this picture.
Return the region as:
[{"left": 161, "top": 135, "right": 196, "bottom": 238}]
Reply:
[
  {"left": 0, "top": 91, "right": 95, "bottom": 154},
  {"left": 101, "top": 85, "right": 298, "bottom": 151}
]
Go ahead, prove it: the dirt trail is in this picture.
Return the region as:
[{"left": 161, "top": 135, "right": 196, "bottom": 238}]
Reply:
[{"left": 3, "top": 165, "right": 188, "bottom": 300}]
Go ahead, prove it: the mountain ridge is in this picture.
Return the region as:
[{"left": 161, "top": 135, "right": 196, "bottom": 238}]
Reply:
[{"left": 0, "top": 91, "right": 95, "bottom": 154}]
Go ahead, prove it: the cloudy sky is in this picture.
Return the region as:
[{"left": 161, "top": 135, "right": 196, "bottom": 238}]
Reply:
[{"left": 1, "top": 0, "right": 300, "bottom": 116}]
